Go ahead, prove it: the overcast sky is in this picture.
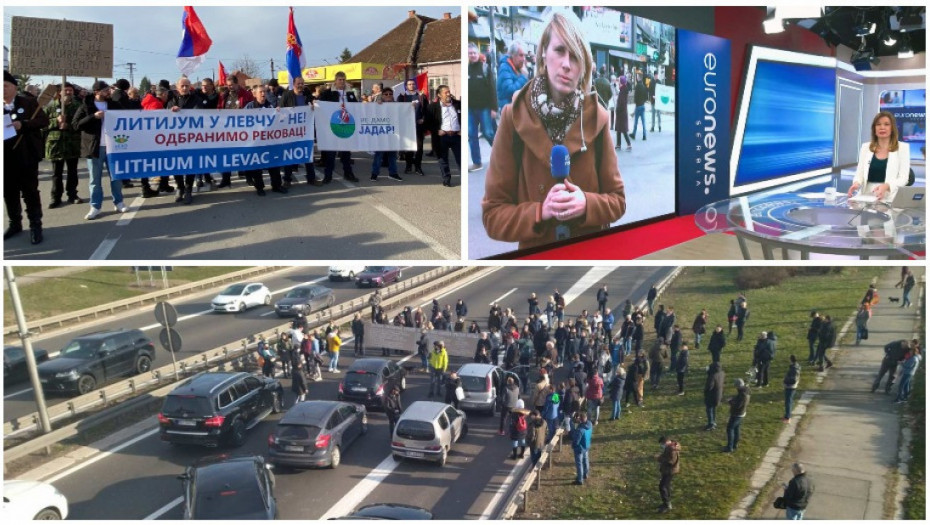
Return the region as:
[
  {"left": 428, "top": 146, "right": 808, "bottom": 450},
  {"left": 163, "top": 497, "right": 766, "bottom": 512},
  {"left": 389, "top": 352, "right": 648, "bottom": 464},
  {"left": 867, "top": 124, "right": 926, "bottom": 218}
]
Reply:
[{"left": 4, "top": 5, "right": 460, "bottom": 86}]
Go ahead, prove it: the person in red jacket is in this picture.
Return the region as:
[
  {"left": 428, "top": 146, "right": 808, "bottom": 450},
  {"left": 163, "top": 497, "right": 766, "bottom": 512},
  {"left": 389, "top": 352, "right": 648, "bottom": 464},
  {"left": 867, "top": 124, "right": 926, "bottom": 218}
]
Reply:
[
  {"left": 216, "top": 75, "right": 254, "bottom": 188},
  {"left": 584, "top": 373, "right": 604, "bottom": 425}
]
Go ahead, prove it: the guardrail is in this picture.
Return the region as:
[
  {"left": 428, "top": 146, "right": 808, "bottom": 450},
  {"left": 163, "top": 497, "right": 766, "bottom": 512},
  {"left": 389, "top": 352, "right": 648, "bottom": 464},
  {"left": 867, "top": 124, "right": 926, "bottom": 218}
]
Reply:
[
  {"left": 3, "top": 266, "right": 290, "bottom": 338},
  {"left": 3, "top": 266, "right": 475, "bottom": 447}
]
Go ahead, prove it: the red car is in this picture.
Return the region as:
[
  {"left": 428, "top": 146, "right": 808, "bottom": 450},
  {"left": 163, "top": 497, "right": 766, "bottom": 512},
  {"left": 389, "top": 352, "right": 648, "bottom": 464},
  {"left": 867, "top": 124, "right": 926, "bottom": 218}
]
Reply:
[{"left": 354, "top": 266, "right": 402, "bottom": 288}]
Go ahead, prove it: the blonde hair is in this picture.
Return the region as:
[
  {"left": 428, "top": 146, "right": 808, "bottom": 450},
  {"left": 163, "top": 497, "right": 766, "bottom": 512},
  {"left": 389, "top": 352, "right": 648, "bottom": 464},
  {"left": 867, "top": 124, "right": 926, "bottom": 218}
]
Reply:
[
  {"left": 869, "top": 111, "right": 899, "bottom": 153},
  {"left": 536, "top": 12, "right": 593, "bottom": 95}
]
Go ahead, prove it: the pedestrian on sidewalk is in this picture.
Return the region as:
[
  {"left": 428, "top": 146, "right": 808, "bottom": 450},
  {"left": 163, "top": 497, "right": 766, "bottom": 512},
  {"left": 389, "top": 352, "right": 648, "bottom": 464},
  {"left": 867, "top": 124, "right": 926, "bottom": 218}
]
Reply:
[
  {"left": 570, "top": 411, "right": 593, "bottom": 485},
  {"left": 708, "top": 325, "right": 726, "bottom": 364},
  {"left": 901, "top": 270, "right": 916, "bottom": 308},
  {"left": 675, "top": 344, "right": 689, "bottom": 395},
  {"left": 724, "top": 378, "right": 750, "bottom": 452},
  {"left": 783, "top": 355, "right": 801, "bottom": 422},
  {"left": 861, "top": 283, "right": 879, "bottom": 306},
  {"left": 703, "top": 362, "right": 725, "bottom": 430},
  {"left": 656, "top": 435, "right": 680, "bottom": 513},
  {"left": 871, "top": 339, "right": 913, "bottom": 393},
  {"left": 814, "top": 315, "right": 835, "bottom": 371},
  {"left": 806, "top": 311, "right": 822, "bottom": 365},
  {"left": 782, "top": 462, "right": 814, "bottom": 520},
  {"left": 854, "top": 304, "right": 871, "bottom": 345},
  {"left": 894, "top": 346, "right": 921, "bottom": 403}
]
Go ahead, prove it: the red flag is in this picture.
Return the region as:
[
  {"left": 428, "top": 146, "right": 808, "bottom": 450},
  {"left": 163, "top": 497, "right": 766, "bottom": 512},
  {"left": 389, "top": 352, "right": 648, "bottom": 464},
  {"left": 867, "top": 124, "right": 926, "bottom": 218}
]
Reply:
[
  {"left": 217, "top": 61, "right": 227, "bottom": 86},
  {"left": 416, "top": 72, "right": 428, "bottom": 97}
]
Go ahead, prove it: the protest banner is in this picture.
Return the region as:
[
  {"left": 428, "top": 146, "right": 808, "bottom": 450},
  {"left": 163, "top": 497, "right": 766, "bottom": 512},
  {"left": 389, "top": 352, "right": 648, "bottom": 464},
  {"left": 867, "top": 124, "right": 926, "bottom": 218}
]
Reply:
[
  {"left": 102, "top": 107, "right": 314, "bottom": 180},
  {"left": 10, "top": 16, "right": 113, "bottom": 78},
  {"left": 314, "top": 100, "right": 416, "bottom": 151}
]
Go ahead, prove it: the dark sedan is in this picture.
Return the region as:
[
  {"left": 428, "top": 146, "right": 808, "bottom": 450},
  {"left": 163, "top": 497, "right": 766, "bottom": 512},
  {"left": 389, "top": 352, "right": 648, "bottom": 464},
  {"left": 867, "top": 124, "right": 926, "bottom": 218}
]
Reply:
[
  {"left": 354, "top": 266, "right": 402, "bottom": 288},
  {"left": 274, "top": 285, "right": 335, "bottom": 318},
  {"left": 337, "top": 358, "right": 406, "bottom": 409},
  {"left": 341, "top": 503, "right": 433, "bottom": 520},
  {"left": 4, "top": 345, "right": 49, "bottom": 383},
  {"left": 267, "top": 400, "right": 367, "bottom": 469},
  {"left": 179, "top": 455, "right": 276, "bottom": 520}
]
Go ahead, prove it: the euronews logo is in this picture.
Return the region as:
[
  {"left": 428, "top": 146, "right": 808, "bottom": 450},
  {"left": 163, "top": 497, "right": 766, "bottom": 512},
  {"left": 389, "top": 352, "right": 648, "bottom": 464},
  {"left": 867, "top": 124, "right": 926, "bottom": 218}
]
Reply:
[{"left": 330, "top": 109, "right": 356, "bottom": 139}]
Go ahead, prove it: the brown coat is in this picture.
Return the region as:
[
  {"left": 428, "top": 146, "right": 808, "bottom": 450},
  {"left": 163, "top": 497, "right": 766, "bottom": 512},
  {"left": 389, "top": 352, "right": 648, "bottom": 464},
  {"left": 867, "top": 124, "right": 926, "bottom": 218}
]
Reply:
[{"left": 482, "top": 84, "right": 626, "bottom": 250}]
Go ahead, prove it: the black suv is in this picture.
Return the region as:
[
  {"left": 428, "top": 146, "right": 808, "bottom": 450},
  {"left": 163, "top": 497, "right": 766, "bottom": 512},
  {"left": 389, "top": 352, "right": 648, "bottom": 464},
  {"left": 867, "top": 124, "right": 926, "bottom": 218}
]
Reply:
[
  {"left": 179, "top": 455, "right": 277, "bottom": 520},
  {"left": 36, "top": 329, "right": 155, "bottom": 395},
  {"left": 159, "top": 372, "right": 284, "bottom": 448},
  {"left": 337, "top": 358, "right": 406, "bottom": 408}
]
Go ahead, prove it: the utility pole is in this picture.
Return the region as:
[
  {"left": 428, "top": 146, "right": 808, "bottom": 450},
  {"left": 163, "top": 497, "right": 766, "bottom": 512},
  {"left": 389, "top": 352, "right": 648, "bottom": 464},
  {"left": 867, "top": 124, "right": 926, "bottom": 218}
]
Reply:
[
  {"left": 270, "top": 58, "right": 275, "bottom": 81},
  {"left": 126, "top": 62, "right": 136, "bottom": 87}
]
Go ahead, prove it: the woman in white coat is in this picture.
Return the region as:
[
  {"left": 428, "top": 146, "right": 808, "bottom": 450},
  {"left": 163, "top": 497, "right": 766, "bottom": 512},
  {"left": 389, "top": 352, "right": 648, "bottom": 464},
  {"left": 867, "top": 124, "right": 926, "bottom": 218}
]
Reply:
[{"left": 848, "top": 111, "right": 911, "bottom": 203}]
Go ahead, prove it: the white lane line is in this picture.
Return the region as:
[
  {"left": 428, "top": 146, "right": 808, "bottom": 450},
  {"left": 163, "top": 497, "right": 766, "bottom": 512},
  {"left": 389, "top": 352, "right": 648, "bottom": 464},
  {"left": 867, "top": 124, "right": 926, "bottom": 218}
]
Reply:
[
  {"left": 490, "top": 288, "right": 518, "bottom": 305},
  {"left": 116, "top": 197, "right": 146, "bottom": 226},
  {"left": 44, "top": 427, "right": 160, "bottom": 484},
  {"left": 478, "top": 457, "right": 527, "bottom": 519},
  {"left": 562, "top": 266, "right": 619, "bottom": 306},
  {"left": 145, "top": 496, "right": 183, "bottom": 520},
  {"left": 320, "top": 454, "right": 401, "bottom": 519},
  {"left": 545, "top": 266, "right": 552, "bottom": 270},
  {"left": 371, "top": 203, "right": 459, "bottom": 260},
  {"left": 89, "top": 236, "right": 120, "bottom": 260},
  {"left": 4, "top": 387, "right": 32, "bottom": 399}
]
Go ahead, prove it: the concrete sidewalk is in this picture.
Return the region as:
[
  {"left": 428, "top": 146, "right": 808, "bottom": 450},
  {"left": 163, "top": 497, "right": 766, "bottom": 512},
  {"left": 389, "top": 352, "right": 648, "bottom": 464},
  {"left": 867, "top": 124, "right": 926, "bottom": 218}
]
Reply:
[{"left": 751, "top": 267, "right": 923, "bottom": 520}]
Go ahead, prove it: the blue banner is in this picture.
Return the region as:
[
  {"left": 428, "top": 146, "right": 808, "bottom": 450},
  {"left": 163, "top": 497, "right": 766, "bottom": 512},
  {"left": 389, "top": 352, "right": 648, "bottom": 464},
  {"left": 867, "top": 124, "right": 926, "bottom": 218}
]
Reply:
[{"left": 676, "top": 29, "right": 730, "bottom": 215}]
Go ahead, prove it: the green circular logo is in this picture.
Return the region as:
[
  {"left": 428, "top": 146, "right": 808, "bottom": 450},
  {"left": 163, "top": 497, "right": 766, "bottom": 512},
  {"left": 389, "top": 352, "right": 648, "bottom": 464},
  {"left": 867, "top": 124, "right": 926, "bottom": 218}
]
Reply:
[{"left": 330, "top": 109, "right": 355, "bottom": 139}]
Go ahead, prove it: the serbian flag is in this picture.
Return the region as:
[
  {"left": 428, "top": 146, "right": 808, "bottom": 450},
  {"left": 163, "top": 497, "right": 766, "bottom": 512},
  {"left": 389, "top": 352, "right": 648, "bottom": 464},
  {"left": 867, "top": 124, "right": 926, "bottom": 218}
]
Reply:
[
  {"left": 285, "top": 7, "right": 306, "bottom": 83},
  {"left": 176, "top": 6, "right": 212, "bottom": 76},
  {"left": 217, "top": 61, "right": 227, "bottom": 86},
  {"left": 415, "top": 72, "right": 428, "bottom": 96}
]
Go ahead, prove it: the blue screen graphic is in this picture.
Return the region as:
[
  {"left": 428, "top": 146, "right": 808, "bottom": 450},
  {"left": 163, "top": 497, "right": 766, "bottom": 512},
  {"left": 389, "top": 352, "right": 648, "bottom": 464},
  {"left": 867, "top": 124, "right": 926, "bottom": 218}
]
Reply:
[{"left": 734, "top": 60, "right": 836, "bottom": 187}]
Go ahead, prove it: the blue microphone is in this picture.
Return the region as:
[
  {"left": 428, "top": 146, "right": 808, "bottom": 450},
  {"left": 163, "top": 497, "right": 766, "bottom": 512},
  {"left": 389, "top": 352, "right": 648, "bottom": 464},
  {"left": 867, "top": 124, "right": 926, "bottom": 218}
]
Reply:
[{"left": 551, "top": 145, "right": 571, "bottom": 241}]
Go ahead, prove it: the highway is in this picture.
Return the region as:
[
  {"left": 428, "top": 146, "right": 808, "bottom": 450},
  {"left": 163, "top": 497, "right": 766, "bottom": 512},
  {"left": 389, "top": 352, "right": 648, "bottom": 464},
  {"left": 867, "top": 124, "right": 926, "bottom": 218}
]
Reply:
[
  {"left": 12, "top": 265, "right": 675, "bottom": 519},
  {"left": 3, "top": 266, "right": 432, "bottom": 423}
]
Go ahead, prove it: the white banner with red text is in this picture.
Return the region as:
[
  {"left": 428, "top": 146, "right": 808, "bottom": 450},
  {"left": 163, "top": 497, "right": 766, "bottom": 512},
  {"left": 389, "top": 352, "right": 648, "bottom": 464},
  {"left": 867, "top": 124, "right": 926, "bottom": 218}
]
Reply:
[
  {"left": 313, "top": 100, "right": 417, "bottom": 151},
  {"left": 102, "top": 107, "right": 313, "bottom": 179}
]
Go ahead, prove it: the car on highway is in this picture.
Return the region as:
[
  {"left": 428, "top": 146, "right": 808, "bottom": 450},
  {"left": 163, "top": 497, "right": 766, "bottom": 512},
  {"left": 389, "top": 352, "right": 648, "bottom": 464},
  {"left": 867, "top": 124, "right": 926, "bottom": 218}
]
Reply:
[
  {"left": 3, "top": 480, "right": 69, "bottom": 520},
  {"left": 354, "top": 266, "right": 402, "bottom": 288},
  {"left": 267, "top": 400, "right": 367, "bottom": 469},
  {"left": 337, "top": 358, "right": 407, "bottom": 409},
  {"left": 338, "top": 503, "right": 433, "bottom": 520},
  {"left": 4, "top": 345, "right": 50, "bottom": 383},
  {"left": 179, "top": 455, "right": 277, "bottom": 520},
  {"left": 211, "top": 283, "right": 272, "bottom": 313},
  {"left": 391, "top": 401, "right": 467, "bottom": 467},
  {"left": 36, "top": 329, "right": 155, "bottom": 396},
  {"left": 328, "top": 264, "right": 367, "bottom": 282},
  {"left": 456, "top": 363, "right": 521, "bottom": 415},
  {"left": 159, "top": 372, "right": 284, "bottom": 448},
  {"left": 273, "top": 284, "right": 335, "bottom": 317}
]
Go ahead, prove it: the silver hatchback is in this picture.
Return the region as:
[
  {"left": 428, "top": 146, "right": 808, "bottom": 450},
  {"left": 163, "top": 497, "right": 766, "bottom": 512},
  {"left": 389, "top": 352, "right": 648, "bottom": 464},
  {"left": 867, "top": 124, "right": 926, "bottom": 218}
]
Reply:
[
  {"left": 391, "top": 401, "right": 467, "bottom": 467},
  {"left": 455, "top": 363, "right": 521, "bottom": 415}
]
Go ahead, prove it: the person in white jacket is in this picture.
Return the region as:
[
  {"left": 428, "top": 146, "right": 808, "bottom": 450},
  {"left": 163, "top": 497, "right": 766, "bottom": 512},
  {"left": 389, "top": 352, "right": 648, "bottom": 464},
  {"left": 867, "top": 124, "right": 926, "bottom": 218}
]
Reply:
[{"left": 848, "top": 111, "right": 911, "bottom": 203}]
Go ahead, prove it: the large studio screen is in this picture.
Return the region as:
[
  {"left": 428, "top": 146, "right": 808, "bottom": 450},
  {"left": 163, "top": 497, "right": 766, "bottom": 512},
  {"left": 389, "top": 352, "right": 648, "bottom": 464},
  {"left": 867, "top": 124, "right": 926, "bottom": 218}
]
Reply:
[{"left": 730, "top": 47, "right": 837, "bottom": 196}]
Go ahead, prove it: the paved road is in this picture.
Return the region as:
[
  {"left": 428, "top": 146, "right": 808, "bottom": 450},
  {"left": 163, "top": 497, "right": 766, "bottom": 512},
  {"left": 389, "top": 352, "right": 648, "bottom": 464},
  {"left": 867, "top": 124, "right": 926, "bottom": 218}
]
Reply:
[
  {"left": 3, "top": 149, "right": 460, "bottom": 261},
  {"left": 467, "top": 106, "right": 677, "bottom": 259},
  {"left": 3, "top": 266, "right": 432, "bottom": 423},
  {"left": 17, "top": 265, "right": 675, "bottom": 520}
]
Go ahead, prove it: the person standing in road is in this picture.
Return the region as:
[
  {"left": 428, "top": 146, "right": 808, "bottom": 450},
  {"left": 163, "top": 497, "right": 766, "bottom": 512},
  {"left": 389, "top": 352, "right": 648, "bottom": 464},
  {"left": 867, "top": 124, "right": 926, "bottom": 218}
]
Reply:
[
  {"left": 351, "top": 313, "right": 365, "bottom": 357},
  {"left": 425, "top": 85, "right": 461, "bottom": 187},
  {"left": 317, "top": 71, "right": 359, "bottom": 184},
  {"left": 44, "top": 83, "right": 84, "bottom": 209},
  {"left": 276, "top": 333, "right": 293, "bottom": 379},
  {"left": 258, "top": 336, "right": 275, "bottom": 378},
  {"left": 370, "top": 87, "right": 403, "bottom": 182},
  {"left": 4, "top": 71, "right": 49, "bottom": 244},
  {"left": 444, "top": 371, "right": 463, "bottom": 409},
  {"left": 708, "top": 325, "right": 726, "bottom": 364},
  {"left": 168, "top": 77, "right": 208, "bottom": 203},
  {"left": 243, "top": 85, "right": 286, "bottom": 196},
  {"left": 290, "top": 359, "right": 308, "bottom": 405},
  {"left": 428, "top": 341, "right": 449, "bottom": 397},
  {"left": 398, "top": 78, "right": 428, "bottom": 175},
  {"left": 327, "top": 328, "right": 342, "bottom": 373},
  {"left": 416, "top": 330, "right": 429, "bottom": 372},
  {"left": 570, "top": 411, "right": 593, "bottom": 485},
  {"left": 509, "top": 405, "right": 528, "bottom": 459},
  {"left": 277, "top": 76, "right": 317, "bottom": 187},
  {"left": 656, "top": 435, "right": 680, "bottom": 513},
  {"left": 783, "top": 355, "right": 801, "bottom": 422},
  {"left": 648, "top": 70, "right": 662, "bottom": 133},
  {"left": 467, "top": 43, "right": 497, "bottom": 172},
  {"left": 631, "top": 73, "right": 647, "bottom": 141},
  {"left": 496, "top": 40, "right": 529, "bottom": 113},
  {"left": 596, "top": 284, "right": 609, "bottom": 316},
  {"left": 782, "top": 463, "right": 814, "bottom": 520},
  {"left": 703, "top": 361, "right": 725, "bottom": 430},
  {"left": 527, "top": 409, "right": 547, "bottom": 464},
  {"left": 724, "top": 378, "right": 750, "bottom": 453},
  {"left": 384, "top": 385, "right": 402, "bottom": 435},
  {"left": 216, "top": 75, "right": 255, "bottom": 189},
  {"left": 500, "top": 375, "right": 521, "bottom": 436}
]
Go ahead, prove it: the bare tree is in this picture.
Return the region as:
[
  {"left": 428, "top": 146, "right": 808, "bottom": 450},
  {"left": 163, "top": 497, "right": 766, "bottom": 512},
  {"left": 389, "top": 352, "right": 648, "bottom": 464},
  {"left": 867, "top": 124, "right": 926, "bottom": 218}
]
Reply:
[{"left": 232, "top": 54, "right": 262, "bottom": 79}]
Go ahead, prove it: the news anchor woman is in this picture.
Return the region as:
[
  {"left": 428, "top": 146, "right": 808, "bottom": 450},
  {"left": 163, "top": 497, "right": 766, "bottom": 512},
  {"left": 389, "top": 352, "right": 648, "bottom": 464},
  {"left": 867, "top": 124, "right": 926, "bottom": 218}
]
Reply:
[
  {"left": 482, "top": 12, "right": 625, "bottom": 251},
  {"left": 848, "top": 111, "right": 910, "bottom": 203}
]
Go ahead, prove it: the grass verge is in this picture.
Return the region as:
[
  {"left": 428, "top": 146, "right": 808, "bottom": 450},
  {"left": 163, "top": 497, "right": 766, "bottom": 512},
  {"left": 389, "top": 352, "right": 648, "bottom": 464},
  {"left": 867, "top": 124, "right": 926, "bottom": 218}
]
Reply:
[
  {"left": 4, "top": 266, "right": 249, "bottom": 327},
  {"left": 518, "top": 266, "right": 873, "bottom": 520}
]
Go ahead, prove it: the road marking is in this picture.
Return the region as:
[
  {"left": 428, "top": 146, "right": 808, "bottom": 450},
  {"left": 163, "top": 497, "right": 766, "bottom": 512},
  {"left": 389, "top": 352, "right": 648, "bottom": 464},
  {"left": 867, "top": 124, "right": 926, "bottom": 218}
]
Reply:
[
  {"left": 373, "top": 203, "right": 459, "bottom": 260},
  {"left": 115, "top": 197, "right": 146, "bottom": 226},
  {"left": 562, "top": 266, "right": 618, "bottom": 305},
  {"left": 545, "top": 266, "right": 552, "bottom": 270},
  {"left": 44, "top": 427, "right": 160, "bottom": 484},
  {"left": 260, "top": 310, "right": 277, "bottom": 317},
  {"left": 4, "top": 387, "right": 32, "bottom": 399},
  {"left": 478, "top": 457, "right": 527, "bottom": 519},
  {"left": 490, "top": 287, "right": 518, "bottom": 305},
  {"left": 320, "top": 454, "right": 400, "bottom": 519},
  {"left": 145, "top": 496, "right": 183, "bottom": 520},
  {"left": 89, "top": 236, "right": 120, "bottom": 260}
]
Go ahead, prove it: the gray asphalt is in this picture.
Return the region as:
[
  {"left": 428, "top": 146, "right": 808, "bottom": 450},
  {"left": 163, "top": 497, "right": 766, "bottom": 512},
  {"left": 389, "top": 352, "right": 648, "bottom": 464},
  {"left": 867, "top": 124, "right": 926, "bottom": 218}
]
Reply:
[
  {"left": 3, "top": 148, "right": 460, "bottom": 260},
  {"left": 17, "top": 265, "right": 674, "bottom": 520}
]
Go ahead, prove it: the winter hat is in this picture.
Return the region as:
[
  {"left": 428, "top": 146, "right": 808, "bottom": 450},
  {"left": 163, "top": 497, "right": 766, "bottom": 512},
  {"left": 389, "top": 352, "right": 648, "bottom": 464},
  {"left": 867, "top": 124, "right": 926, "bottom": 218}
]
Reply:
[
  {"left": 115, "top": 78, "right": 131, "bottom": 90},
  {"left": 4, "top": 70, "right": 17, "bottom": 86},
  {"left": 515, "top": 399, "right": 525, "bottom": 409},
  {"left": 735, "top": 378, "right": 745, "bottom": 388}
]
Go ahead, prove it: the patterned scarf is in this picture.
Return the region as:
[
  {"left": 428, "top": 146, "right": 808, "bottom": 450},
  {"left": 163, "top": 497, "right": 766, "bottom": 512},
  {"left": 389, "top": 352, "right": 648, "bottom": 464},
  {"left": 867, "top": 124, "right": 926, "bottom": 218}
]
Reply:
[{"left": 529, "top": 75, "right": 581, "bottom": 145}]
